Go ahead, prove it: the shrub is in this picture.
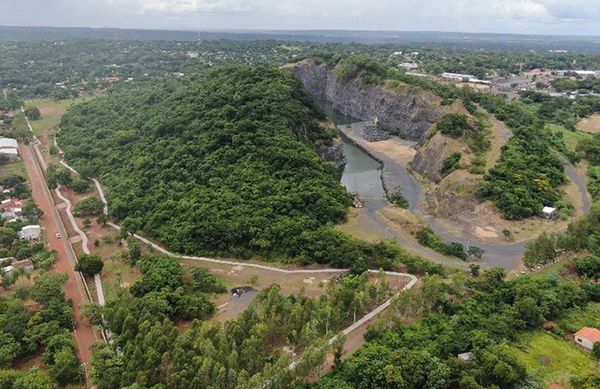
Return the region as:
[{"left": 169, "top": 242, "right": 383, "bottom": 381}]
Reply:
[
  {"left": 523, "top": 233, "right": 557, "bottom": 268},
  {"left": 441, "top": 152, "right": 462, "bottom": 177},
  {"left": 437, "top": 114, "right": 470, "bottom": 137},
  {"left": 575, "top": 256, "right": 600, "bottom": 279},
  {"left": 389, "top": 192, "right": 409, "bottom": 208},
  {"left": 71, "top": 178, "right": 90, "bottom": 194},
  {"left": 75, "top": 254, "right": 104, "bottom": 276},
  {"left": 24, "top": 106, "right": 41, "bottom": 120},
  {"left": 415, "top": 226, "right": 467, "bottom": 260},
  {"left": 73, "top": 197, "right": 103, "bottom": 217}
]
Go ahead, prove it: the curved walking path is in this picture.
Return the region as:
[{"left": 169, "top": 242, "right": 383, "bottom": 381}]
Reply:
[
  {"left": 52, "top": 132, "right": 106, "bottom": 306},
  {"left": 89, "top": 175, "right": 418, "bottom": 356}
]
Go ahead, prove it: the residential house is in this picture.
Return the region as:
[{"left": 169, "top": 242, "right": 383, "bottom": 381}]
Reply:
[
  {"left": 18, "top": 225, "right": 41, "bottom": 241},
  {"left": 574, "top": 327, "right": 600, "bottom": 350}
]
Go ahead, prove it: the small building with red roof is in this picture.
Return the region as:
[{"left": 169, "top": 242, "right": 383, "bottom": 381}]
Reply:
[{"left": 574, "top": 327, "right": 600, "bottom": 350}]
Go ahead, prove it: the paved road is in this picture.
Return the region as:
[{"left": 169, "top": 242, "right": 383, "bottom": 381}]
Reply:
[{"left": 19, "top": 142, "right": 98, "bottom": 370}]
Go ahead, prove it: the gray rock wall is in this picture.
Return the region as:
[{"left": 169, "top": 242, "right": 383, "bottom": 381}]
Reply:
[
  {"left": 317, "top": 138, "right": 347, "bottom": 168},
  {"left": 291, "top": 61, "right": 441, "bottom": 141}
]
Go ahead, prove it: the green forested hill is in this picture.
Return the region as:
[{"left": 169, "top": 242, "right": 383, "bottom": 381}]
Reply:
[{"left": 59, "top": 66, "right": 351, "bottom": 259}]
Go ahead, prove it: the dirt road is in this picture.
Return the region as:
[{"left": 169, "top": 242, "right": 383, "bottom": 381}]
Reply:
[
  {"left": 19, "top": 142, "right": 97, "bottom": 370},
  {"left": 340, "top": 121, "right": 592, "bottom": 272}
]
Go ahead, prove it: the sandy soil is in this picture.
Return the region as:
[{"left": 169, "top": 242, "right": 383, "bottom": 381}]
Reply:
[
  {"left": 578, "top": 114, "right": 600, "bottom": 134},
  {"left": 180, "top": 258, "right": 339, "bottom": 298},
  {"left": 367, "top": 138, "right": 416, "bottom": 165}
]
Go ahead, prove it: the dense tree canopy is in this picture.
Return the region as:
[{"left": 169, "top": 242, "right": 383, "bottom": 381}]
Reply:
[
  {"left": 315, "top": 270, "right": 597, "bottom": 389},
  {"left": 60, "top": 66, "right": 353, "bottom": 261}
]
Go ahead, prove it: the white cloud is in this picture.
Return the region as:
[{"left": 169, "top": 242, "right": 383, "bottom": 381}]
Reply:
[
  {"left": 494, "top": 1, "right": 551, "bottom": 20},
  {"left": 4, "top": 0, "right": 600, "bottom": 34}
]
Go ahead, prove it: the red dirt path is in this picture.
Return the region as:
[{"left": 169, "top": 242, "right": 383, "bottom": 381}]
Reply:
[{"left": 19, "top": 142, "right": 98, "bottom": 370}]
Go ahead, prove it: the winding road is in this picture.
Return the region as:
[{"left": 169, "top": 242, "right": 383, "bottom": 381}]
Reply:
[{"left": 339, "top": 120, "right": 592, "bottom": 271}]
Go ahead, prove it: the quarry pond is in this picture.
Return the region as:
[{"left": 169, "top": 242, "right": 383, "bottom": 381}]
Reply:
[
  {"left": 320, "top": 100, "right": 526, "bottom": 271},
  {"left": 318, "top": 100, "right": 387, "bottom": 204}
]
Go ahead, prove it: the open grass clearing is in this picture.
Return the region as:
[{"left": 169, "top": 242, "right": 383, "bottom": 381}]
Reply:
[
  {"left": 0, "top": 159, "right": 27, "bottom": 181},
  {"left": 512, "top": 331, "right": 598, "bottom": 388},
  {"left": 25, "top": 96, "right": 96, "bottom": 137},
  {"left": 547, "top": 123, "right": 592, "bottom": 153}
]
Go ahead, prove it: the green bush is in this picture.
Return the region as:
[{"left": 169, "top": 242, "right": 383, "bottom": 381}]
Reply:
[
  {"left": 75, "top": 254, "right": 103, "bottom": 276},
  {"left": 437, "top": 114, "right": 470, "bottom": 137},
  {"left": 523, "top": 232, "right": 557, "bottom": 268},
  {"left": 415, "top": 226, "right": 467, "bottom": 260},
  {"left": 575, "top": 256, "right": 600, "bottom": 279},
  {"left": 389, "top": 192, "right": 409, "bottom": 208},
  {"left": 73, "top": 197, "right": 103, "bottom": 217},
  {"left": 24, "top": 106, "right": 41, "bottom": 120},
  {"left": 441, "top": 152, "right": 461, "bottom": 177}
]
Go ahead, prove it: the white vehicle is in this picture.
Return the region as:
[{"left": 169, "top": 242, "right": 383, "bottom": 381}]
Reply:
[{"left": 56, "top": 232, "right": 61, "bottom": 239}]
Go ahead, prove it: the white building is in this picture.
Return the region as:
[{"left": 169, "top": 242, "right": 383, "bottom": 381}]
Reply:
[
  {"left": 0, "top": 138, "right": 18, "bottom": 149},
  {"left": 574, "top": 327, "right": 600, "bottom": 350},
  {"left": 18, "top": 225, "right": 41, "bottom": 240},
  {"left": 399, "top": 63, "right": 419, "bottom": 71},
  {"left": 0, "top": 137, "right": 19, "bottom": 159},
  {"left": 457, "top": 352, "right": 474, "bottom": 361},
  {"left": 542, "top": 206, "right": 558, "bottom": 219},
  {"left": 442, "top": 72, "right": 490, "bottom": 85},
  {"left": 556, "top": 70, "right": 599, "bottom": 78}
]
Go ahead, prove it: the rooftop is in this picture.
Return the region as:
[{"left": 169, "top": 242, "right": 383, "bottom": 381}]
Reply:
[
  {"left": 0, "top": 137, "right": 18, "bottom": 149},
  {"left": 574, "top": 327, "right": 600, "bottom": 343}
]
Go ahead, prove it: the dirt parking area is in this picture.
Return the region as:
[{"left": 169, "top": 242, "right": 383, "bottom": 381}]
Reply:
[{"left": 181, "top": 257, "right": 411, "bottom": 324}]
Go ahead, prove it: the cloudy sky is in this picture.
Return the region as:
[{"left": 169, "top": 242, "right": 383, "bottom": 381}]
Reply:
[{"left": 2, "top": 0, "right": 600, "bottom": 35}]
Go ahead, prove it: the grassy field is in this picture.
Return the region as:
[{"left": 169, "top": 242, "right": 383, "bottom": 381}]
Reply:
[
  {"left": 25, "top": 96, "right": 96, "bottom": 137},
  {"left": 546, "top": 124, "right": 593, "bottom": 153},
  {"left": 0, "top": 159, "right": 27, "bottom": 180},
  {"left": 512, "top": 331, "right": 598, "bottom": 388}
]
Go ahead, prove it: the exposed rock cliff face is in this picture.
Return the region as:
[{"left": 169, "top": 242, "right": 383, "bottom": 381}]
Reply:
[
  {"left": 317, "top": 138, "right": 347, "bottom": 168},
  {"left": 294, "top": 123, "right": 346, "bottom": 168},
  {"left": 425, "top": 170, "right": 481, "bottom": 218},
  {"left": 411, "top": 132, "right": 464, "bottom": 182},
  {"left": 291, "top": 60, "right": 442, "bottom": 141}
]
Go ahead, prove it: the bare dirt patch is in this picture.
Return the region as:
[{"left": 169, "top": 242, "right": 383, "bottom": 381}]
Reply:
[
  {"left": 473, "top": 226, "right": 500, "bottom": 239},
  {"left": 38, "top": 106, "right": 63, "bottom": 117},
  {"left": 367, "top": 138, "right": 417, "bottom": 165},
  {"left": 335, "top": 207, "right": 388, "bottom": 242},
  {"left": 578, "top": 114, "right": 600, "bottom": 134},
  {"left": 12, "top": 353, "right": 45, "bottom": 372}
]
